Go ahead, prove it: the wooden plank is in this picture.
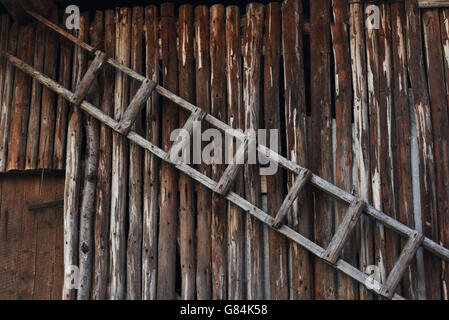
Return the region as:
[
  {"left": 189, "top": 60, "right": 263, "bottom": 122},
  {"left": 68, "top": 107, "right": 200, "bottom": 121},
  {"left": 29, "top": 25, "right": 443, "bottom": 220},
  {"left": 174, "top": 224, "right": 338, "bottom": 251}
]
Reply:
[
  {"left": 53, "top": 12, "right": 74, "bottom": 170},
  {"left": 310, "top": 0, "right": 335, "bottom": 300},
  {"left": 381, "top": 232, "right": 424, "bottom": 299},
  {"left": 418, "top": 0, "right": 449, "bottom": 7},
  {"left": 405, "top": 0, "right": 441, "bottom": 300},
  {"left": 37, "top": 9, "right": 58, "bottom": 169},
  {"left": 142, "top": 5, "right": 159, "bottom": 301},
  {"left": 178, "top": 4, "right": 196, "bottom": 301},
  {"left": 77, "top": 11, "right": 102, "bottom": 300},
  {"left": 273, "top": 169, "right": 311, "bottom": 229},
  {"left": 126, "top": 6, "right": 144, "bottom": 301},
  {"left": 349, "top": 1, "right": 373, "bottom": 300},
  {"left": 331, "top": 0, "right": 358, "bottom": 299},
  {"left": 194, "top": 5, "right": 212, "bottom": 300},
  {"left": 25, "top": 22, "right": 45, "bottom": 170},
  {"left": 263, "top": 2, "right": 288, "bottom": 300},
  {"left": 423, "top": 7, "right": 449, "bottom": 300},
  {"left": 109, "top": 7, "right": 130, "bottom": 300},
  {"left": 0, "top": 0, "right": 31, "bottom": 24},
  {"left": 281, "top": 0, "right": 313, "bottom": 299},
  {"left": 62, "top": 13, "right": 89, "bottom": 300},
  {"left": 323, "top": 200, "right": 365, "bottom": 264},
  {"left": 0, "top": 15, "right": 9, "bottom": 122},
  {"left": 6, "top": 24, "right": 35, "bottom": 171},
  {"left": 243, "top": 2, "right": 264, "bottom": 300},
  {"left": 51, "top": 174, "right": 65, "bottom": 299},
  {"left": 157, "top": 3, "right": 179, "bottom": 300},
  {"left": 92, "top": 9, "right": 114, "bottom": 301},
  {"left": 210, "top": 4, "right": 227, "bottom": 300}
]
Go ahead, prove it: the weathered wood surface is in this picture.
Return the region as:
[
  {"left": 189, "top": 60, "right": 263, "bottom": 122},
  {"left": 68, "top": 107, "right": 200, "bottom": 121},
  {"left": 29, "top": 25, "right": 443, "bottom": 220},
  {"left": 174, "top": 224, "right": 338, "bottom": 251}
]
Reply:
[
  {"left": 126, "top": 6, "right": 144, "bottom": 301},
  {"left": 25, "top": 22, "right": 45, "bottom": 170},
  {"left": 77, "top": 11, "right": 102, "bottom": 300},
  {"left": 210, "top": 4, "right": 227, "bottom": 300},
  {"left": 109, "top": 7, "right": 130, "bottom": 300},
  {"left": 38, "top": 9, "right": 58, "bottom": 169},
  {"left": 194, "top": 5, "right": 212, "bottom": 300},
  {"left": 157, "top": 3, "right": 179, "bottom": 300},
  {"left": 405, "top": 0, "right": 441, "bottom": 300},
  {"left": 423, "top": 7, "right": 449, "bottom": 300},
  {"left": 0, "top": 15, "right": 10, "bottom": 129},
  {"left": 243, "top": 2, "right": 264, "bottom": 300},
  {"left": 62, "top": 13, "right": 89, "bottom": 300},
  {"left": 178, "top": 4, "right": 196, "bottom": 300},
  {"left": 92, "top": 9, "right": 114, "bottom": 301},
  {"left": 142, "top": 5, "right": 160, "bottom": 300},
  {"left": 6, "top": 24, "right": 35, "bottom": 171},
  {"left": 263, "top": 2, "right": 288, "bottom": 300}
]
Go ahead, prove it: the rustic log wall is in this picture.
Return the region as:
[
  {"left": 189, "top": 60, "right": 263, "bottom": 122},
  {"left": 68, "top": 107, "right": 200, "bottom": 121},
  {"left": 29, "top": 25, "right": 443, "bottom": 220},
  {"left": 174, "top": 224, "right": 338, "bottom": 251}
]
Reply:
[{"left": 0, "top": 0, "right": 449, "bottom": 299}]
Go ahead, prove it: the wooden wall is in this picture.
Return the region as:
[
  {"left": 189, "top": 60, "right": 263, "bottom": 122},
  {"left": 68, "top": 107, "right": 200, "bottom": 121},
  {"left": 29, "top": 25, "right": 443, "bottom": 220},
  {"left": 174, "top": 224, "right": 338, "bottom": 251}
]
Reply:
[{"left": 0, "top": 0, "right": 448, "bottom": 300}]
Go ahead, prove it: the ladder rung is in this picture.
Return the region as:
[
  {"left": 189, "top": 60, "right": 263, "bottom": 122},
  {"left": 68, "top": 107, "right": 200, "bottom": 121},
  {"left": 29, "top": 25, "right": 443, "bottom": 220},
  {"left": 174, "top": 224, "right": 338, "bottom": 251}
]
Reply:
[
  {"left": 166, "top": 107, "right": 206, "bottom": 163},
  {"left": 114, "top": 78, "right": 157, "bottom": 135},
  {"left": 322, "top": 199, "right": 366, "bottom": 264},
  {"left": 72, "top": 51, "right": 107, "bottom": 105},
  {"left": 214, "top": 133, "right": 254, "bottom": 195},
  {"left": 272, "top": 168, "right": 312, "bottom": 229},
  {"left": 380, "top": 231, "right": 424, "bottom": 299}
]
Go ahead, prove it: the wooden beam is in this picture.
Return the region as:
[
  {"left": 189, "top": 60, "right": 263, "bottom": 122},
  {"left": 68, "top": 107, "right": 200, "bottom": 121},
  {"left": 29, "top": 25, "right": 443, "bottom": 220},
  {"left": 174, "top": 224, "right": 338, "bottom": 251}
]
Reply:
[{"left": 418, "top": 0, "right": 449, "bottom": 7}]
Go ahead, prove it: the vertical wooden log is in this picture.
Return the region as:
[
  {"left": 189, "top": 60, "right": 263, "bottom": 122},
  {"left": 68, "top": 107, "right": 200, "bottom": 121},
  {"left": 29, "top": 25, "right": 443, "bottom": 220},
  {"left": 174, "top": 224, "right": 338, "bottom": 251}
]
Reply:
[
  {"left": 226, "top": 5, "right": 244, "bottom": 300},
  {"left": 126, "top": 6, "right": 144, "bottom": 300},
  {"left": 6, "top": 24, "right": 35, "bottom": 171},
  {"left": 405, "top": 0, "right": 440, "bottom": 300},
  {"left": 210, "top": 4, "right": 227, "bottom": 300},
  {"left": 37, "top": 9, "right": 58, "bottom": 169},
  {"left": 331, "top": 0, "right": 358, "bottom": 299},
  {"left": 77, "top": 11, "right": 102, "bottom": 300},
  {"left": 243, "top": 3, "right": 264, "bottom": 300},
  {"left": 310, "top": 0, "right": 335, "bottom": 300},
  {"left": 263, "top": 2, "right": 288, "bottom": 300},
  {"left": 423, "top": 8, "right": 449, "bottom": 300},
  {"left": 93, "top": 9, "right": 115, "bottom": 301},
  {"left": 109, "top": 7, "right": 130, "bottom": 300},
  {"left": 0, "top": 15, "right": 10, "bottom": 115},
  {"left": 195, "top": 5, "right": 212, "bottom": 300},
  {"left": 281, "top": 0, "right": 313, "bottom": 299},
  {"left": 0, "top": 22, "right": 17, "bottom": 172},
  {"left": 53, "top": 12, "right": 74, "bottom": 170},
  {"left": 157, "top": 3, "right": 179, "bottom": 300},
  {"left": 142, "top": 5, "right": 160, "bottom": 300},
  {"left": 392, "top": 2, "right": 419, "bottom": 299},
  {"left": 349, "top": 2, "right": 373, "bottom": 300},
  {"left": 63, "top": 13, "right": 89, "bottom": 300},
  {"left": 178, "top": 4, "right": 196, "bottom": 300},
  {"left": 25, "top": 22, "right": 45, "bottom": 170}
]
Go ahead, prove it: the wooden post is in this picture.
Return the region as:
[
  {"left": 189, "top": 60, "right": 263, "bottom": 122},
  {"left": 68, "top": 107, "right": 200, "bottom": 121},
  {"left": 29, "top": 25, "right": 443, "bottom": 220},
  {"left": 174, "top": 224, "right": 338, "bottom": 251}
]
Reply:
[
  {"left": 109, "top": 7, "right": 130, "bottom": 300},
  {"left": 38, "top": 9, "right": 59, "bottom": 169},
  {"left": 53, "top": 12, "right": 74, "bottom": 170},
  {"left": 142, "top": 5, "right": 160, "bottom": 300},
  {"left": 210, "top": 4, "right": 227, "bottom": 300},
  {"left": 423, "top": 7, "right": 449, "bottom": 300},
  {"left": 310, "top": 0, "right": 335, "bottom": 300},
  {"left": 6, "top": 24, "right": 35, "bottom": 171},
  {"left": 281, "top": 0, "right": 313, "bottom": 299},
  {"left": 195, "top": 5, "right": 212, "bottom": 300},
  {"left": 225, "top": 5, "right": 244, "bottom": 300},
  {"left": 126, "top": 6, "right": 144, "bottom": 300},
  {"left": 178, "top": 4, "right": 196, "bottom": 300},
  {"left": 63, "top": 13, "right": 89, "bottom": 300},
  {"left": 0, "top": 15, "right": 10, "bottom": 122},
  {"left": 0, "top": 22, "right": 17, "bottom": 172},
  {"left": 77, "top": 11, "right": 102, "bottom": 301},
  {"left": 243, "top": 3, "right": 264, "bottom": 300},
  {"left": 157, "top": 3, "right": 179, "bottom": 300},
  {"left": 263, "top": 2, "right": 288, "bottom": 299},
  {"left": 405, "top": 0, "right": 441, "bottom": 300},
  {"left": 25, "top": 22, "right": 44, "bottom": 170},
  {"left": 349, "top": 1, "right": 373, "bottom": 300}
]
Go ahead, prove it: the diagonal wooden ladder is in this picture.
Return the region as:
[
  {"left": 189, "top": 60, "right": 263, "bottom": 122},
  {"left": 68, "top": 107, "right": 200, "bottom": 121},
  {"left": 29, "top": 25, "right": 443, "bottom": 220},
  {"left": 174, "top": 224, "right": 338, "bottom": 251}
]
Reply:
[{"left": 4, "top": 10, "right": 449, "bottom": 300}]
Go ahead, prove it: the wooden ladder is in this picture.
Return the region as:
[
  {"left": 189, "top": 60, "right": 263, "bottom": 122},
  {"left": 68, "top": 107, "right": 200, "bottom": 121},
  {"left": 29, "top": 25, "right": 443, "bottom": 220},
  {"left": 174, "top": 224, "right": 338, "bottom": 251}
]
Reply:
[{"left": 4, "top": 10, "right": 449, "bottom": 300}]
